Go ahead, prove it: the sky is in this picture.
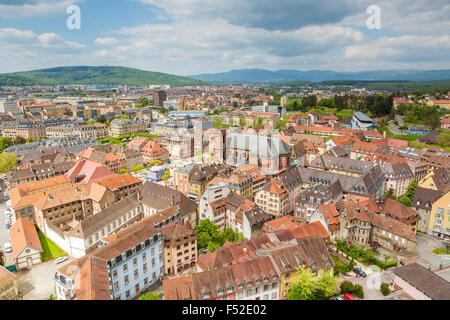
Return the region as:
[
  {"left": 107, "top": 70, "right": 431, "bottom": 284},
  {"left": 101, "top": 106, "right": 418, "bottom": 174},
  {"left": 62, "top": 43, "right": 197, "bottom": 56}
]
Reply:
[{"left": 0, "top": 0, "right": 449, "bottom": 76}]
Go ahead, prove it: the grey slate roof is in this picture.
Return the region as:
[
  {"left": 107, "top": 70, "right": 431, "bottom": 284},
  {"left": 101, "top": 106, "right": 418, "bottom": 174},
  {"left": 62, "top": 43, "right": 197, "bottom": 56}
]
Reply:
[
  {"left": 309, "top": 155, "right": 374, "bottom": 175},
  {"left": 393, "top": 263, "right": 450, "bottom": 300},
  {"left": 227, "top": 134, "right": 291, "bottom": 158}
]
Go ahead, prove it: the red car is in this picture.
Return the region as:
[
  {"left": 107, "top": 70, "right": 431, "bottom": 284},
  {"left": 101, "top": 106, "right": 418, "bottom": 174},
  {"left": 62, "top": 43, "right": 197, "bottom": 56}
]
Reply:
[{"left": 343, "top": 293, "right": 355, "bottom": 300}]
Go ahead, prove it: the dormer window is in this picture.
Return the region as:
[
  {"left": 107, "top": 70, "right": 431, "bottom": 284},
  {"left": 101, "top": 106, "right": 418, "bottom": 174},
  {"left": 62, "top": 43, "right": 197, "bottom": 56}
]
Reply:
[
  {"left": 238, "top": 282, "right": 243, "bottom": 289},
  {"left": 217, "top": 287, "right": 223, "bottom": 296},
  {"left": 263, "top": 276, "right": 269, "bottom": 282},
  {"left": 227, "top": 285, "right": 233, "bottom": 293},
  {"left": 272, "top": 274, "right": 277, "bottom": 280},
  {"left": 202, "top": 289, "right": 210, "bottom": 299},
  {"left": 255, "top": 278, "right": 261, "bottom": 285},
  {"left": 246, "top": 280, "right": 252, "bottom": 286}
]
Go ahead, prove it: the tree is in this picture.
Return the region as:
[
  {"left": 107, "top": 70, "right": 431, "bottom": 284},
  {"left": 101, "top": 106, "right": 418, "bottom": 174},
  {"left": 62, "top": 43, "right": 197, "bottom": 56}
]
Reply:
[
  {"left": 385, "top": 188, "right": 396, "bottom": 199},
  {"left": 383, "top": 254, "right": 391, "bottom": 263},
  {"left": 97, "top": 115, "right": 107, "bottom": 124},
  {"left": 0, "top": 137, "right": 13, "bottom": 153},
  {"left": 162, "top": 171, "right": 170, "bottom": 181},
  {"left": 427, "top": 114, "right": 441, "bottom": 129},
  {"left": 315, "top": 269, "right": 338, "bottom": 299},
  {"left": 436, "top": 130, "right": 450, "bottom": 148},
  {"left": 0, "top": 153, "right": 18, "bottom": 173},
  {"left": 26, "top": 137, "right": 34, "bottom": 143},
  {"left": 119, "top": 169, "right": 128, "bottom": 174},
  {"left": 353, "top": 284, "right": 364, "bottom": 299},
  {"left": 288, "top": 267, "right": 338, "bottom": 300},
  {"left": 287, "top": 267, "right": 317, "bottom": 300},
  {"left": 195, "top": 219, "right": 219, "bottom": 250},
  {"left": 13, "top": 136, "right": 26, "bottom": 145},
  {"left": 131, "top": 165, "right": 145, "bottom": 173},
  {"left": 380, "top": 283, "right": 391, "bottom": 296},
  {"left": 138, "top": 292, "right": 160, "bottom": 300},
  {"left": 340, "top": 281, "right": 354, "bottom": 295}
]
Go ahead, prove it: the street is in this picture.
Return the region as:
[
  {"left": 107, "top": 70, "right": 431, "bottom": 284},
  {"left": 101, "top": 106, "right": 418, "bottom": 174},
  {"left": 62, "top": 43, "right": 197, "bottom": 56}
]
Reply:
[
  {"left": 20, "top": 259, "right": 73, "bottom": 300},
  {"left": 0, "top": 202, "right": 11, "bottom": 248},
  {"left": 341, "top": 270, "right": 395, "bottom": 300},
  {"left": 416, "top": 233, "right": 449, "bottom": 269}
]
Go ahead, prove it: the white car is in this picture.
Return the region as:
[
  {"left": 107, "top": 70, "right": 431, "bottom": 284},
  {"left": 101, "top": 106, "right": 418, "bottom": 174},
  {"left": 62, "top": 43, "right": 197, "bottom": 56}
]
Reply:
[
  {"left": 4, "top": 242, "right": 12, "bottom": 253},
  {"left": 54, "top": 256, "right": 68, "bottom": 264}
]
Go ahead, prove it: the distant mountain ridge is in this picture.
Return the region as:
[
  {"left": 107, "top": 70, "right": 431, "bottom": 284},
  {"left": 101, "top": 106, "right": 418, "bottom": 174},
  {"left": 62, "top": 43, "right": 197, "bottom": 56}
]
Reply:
[
  {"left": 0, "top": 66, "right": 206, "bottom": 87},
  {"left": 190, "top": 68, "right": 450, "bottom": 83}
]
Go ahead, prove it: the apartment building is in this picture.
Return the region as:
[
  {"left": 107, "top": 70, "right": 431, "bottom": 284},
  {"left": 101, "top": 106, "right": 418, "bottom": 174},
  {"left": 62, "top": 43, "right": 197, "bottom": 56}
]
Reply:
[
  {"left": 160, "top": 222, "right": 197, "bottom": 275},
  {"left": 255, "top": 179, "right": 289, "bottom": 218},
  {"left": 110, "top": 118, "right": 147, "bottom": 137},
  {"left": 427, "top": 190, "right": 450, "bottom": 239},
  {"left": 294, "top": 182, "right": 343, "bottom": 223},
  {"left": 46, "top": 123, "right": 108, "bottom": 140},
  {"left": 54, "top": 218, "right": 164, "bottom": 300},
  {"left": 141, "top": 181, "right": 198, "bottom": 228},
  {"left": 412, "top": 187, "right": 444, "bottom": 233},
  {"left": 379, "top": 162, "right": 414, "bottom": 197}
]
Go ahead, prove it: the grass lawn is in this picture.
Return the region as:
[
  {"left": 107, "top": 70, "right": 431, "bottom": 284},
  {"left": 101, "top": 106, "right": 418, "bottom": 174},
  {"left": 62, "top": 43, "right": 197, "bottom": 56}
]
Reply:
[
  {"left": 432, "top": 248, "right": 450, "bottom": 255},
  {"left": 37, "top": 229, "right": 67, "bottom": 262}
]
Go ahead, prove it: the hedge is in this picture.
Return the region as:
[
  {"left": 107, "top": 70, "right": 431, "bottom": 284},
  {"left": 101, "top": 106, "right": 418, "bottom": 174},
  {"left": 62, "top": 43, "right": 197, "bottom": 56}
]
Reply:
[{"left": 337, "top": 243, "right": 397, "bottom": 270}]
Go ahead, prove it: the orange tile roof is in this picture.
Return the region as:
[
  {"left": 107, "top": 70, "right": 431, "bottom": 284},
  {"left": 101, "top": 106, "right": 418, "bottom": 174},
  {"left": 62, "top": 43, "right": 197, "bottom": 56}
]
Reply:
[
  {"left": 95, "top": 174, "right": 141, "bottom": 191},
  {"left": 290, "top": 221, "right": 330, "bottom": 243},
  {"left": 9, "top": 218, "right": 43, "bottom": 259},
  {"left": 262, "top": 215, "right": 302, "bottom": 232}
]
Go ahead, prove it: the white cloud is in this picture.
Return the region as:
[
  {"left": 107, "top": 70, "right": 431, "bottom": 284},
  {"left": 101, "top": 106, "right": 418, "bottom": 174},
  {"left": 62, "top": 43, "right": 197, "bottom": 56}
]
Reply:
[
  {"left": 0, "top": 0, "right": 84, "bottom": 18},
  {"left": 0, "top": 27, "right": 84, "bottom": 72},
  {"left": 94, "top": 37, "right": 119, "bottom": 46},
  {"left": 345, "top": 35, "right": 450, "bottom": 62}
]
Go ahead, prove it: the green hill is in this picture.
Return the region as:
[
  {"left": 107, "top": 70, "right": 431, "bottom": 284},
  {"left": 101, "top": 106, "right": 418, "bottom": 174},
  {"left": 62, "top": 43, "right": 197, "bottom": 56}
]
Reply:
[
  {"left": 0, "top": 66, "right": 206, "bottom": 87},
  {"left": 281, "top": 80, "right": 450, "bottom": 91}
]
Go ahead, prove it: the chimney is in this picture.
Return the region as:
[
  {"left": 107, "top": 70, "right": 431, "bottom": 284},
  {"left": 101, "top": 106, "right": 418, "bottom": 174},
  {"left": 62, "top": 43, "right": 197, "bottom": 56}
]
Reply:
[{"left": 171, "top": 194, "right": 175, "bottom": 206}]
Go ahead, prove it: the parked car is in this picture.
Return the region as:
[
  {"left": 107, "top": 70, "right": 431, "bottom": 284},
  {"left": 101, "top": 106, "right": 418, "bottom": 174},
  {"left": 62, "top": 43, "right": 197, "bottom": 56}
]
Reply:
[
  {"left": 54, "top": 256, "right": 68, "bottom": 264},
  {"left": 3, "top": 242, "right": 12, "bottom": 253},
  {"left": 343, "top": 293, "right": 355, "bottom": 300},
  {"left": 353, "top": 267, "right": 367, "bottom": 278},
  {"left": 331, "top": 296, "right": 344, "bottom": 300}
]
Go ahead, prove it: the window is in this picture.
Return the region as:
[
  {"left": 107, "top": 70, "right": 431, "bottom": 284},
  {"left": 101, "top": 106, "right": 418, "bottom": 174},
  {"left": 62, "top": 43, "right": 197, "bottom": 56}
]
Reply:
[
  {"left": 272, "top": 282, "right": 278, "bottom": 289},
  {"left": 144, "top": 277, "right": 148, "bottom": 286},
  {"left": 217, "top": 287, "right": 223, "bottom": 296},
  {"left": 272, "top": 292, "right": 277, "bottom": 299},
  {"left": 134, "top": 269, "right": 139, "bottom": 279},
  {"left": 238, "top": 291, "right": 243, "bottom": 299},
  {"left": 152, "top": 272, "right": 156, "bottom": 280},
  {"left": 123, "top": 264, "right": 128, "bottom": 272},
  {"left": 133, "top": 258, "right": 138, "bottom": 266},
  {"left": 246, "top": 289, "right": 252, "bottom": 297},
  {"left": 246, "top": 280, "right": 252, "bottom": 286},
  {"left": 143, "top": 263, "right": 148, "bottom": 273},
  {"left": 114, "top": 282, "right": 119, "bottom": 292},
  {"left": 143, "top": 252, "right": 147, "bottom": 260},
  {"left": 124, "top": 275, "right": 129, "bottom": 285},
  {"left": 152, "top": 258, "right": 156, "bottom": 268},
  {"left": 126, "top": 290, "right": 130, "bottom": 299}
]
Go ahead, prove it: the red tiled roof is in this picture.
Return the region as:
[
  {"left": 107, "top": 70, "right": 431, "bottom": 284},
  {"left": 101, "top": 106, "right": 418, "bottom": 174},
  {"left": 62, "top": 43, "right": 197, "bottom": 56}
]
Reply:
[{"left": 9, "top": 218, "right": 43, "bottom": 259}]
